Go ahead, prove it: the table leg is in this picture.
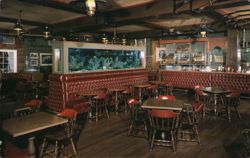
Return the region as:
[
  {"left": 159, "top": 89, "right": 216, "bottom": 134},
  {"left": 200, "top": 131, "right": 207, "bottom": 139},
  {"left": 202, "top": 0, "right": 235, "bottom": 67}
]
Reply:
[
  {"left": 139, "top": 88, "right": 142, "bottom": 103},
  {"left": 28, "top": 137, "right": 35, "bottom": 158},
  {"left": 214, "top": 94, "right": 218, "bottom": 115},
  {"left": 88, "top": 97, "right": 93, "bottom": 122},
  {"left": 115, "top": 91, "right": 118, "bottom": 115}
]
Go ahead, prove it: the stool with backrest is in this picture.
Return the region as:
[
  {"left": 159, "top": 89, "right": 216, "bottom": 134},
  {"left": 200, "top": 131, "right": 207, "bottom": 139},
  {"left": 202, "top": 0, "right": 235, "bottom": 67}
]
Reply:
[
  {"left": 163, "top": 82, "right": 174, "bottom": 95},
  {"left": 122, "top": 85, "right": 134, "bottom": 112},
  {"left": 223, "top": 92, "right": 241, "bottom": 122},
  {"left": 13, "top": 106, "right": 32, "bottom": 117},
  {"left": 149, "top": 109, "right": 179, "bottom": 152},
  {"left": 194, "top": 85, "right": 209, "bottom": 117},
  {"left": 178, "top": 101, "right": 204, "bottom": 144},
  {"left": 24, "top": 99, "right": 42, "bottom": 113},
  {"left": 91, "top": 89, "right": 110, "bottom": 122},
  {"left": 40, "top": 109, "right": 79, "bottom": 158},
  {"left": 127, "top": 98, "right": 148, "bottom": 139},
  {"left": 145, "top": 84, "right": 158, "bottom": 99}
]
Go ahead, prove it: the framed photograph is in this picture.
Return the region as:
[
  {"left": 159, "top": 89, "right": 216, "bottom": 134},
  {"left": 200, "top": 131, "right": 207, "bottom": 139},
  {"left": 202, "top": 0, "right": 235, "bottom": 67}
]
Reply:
[
  {"left": 40, "top": 53, "right": 52, "bottom": 66},
  {"left": 30, "top": 52, "right": 38, "bottom": 59},
  {"left": 30, "top": 60, "right": 38, "bottom": 66},
  {"left": 156, "top": 47, "right": 166, "bottom": 61}
]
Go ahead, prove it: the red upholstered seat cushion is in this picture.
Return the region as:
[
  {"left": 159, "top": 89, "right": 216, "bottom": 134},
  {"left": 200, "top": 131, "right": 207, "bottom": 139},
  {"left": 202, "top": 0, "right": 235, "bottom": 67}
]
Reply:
[
  {"left": 94, "top": 92, "right": 108, "bottom": 100},
  {"left": 193, "top": 101, "right": 204, "bottom": 112},
  {"left": 128, "top": 98, "right": 140, "bottom": 107},
  {"left": 226, "top": 92, "right": 241, "bottom": 98},
  {"left": 158, "top": 95, "right": 176, "bottom": 100},
  {"left": 151, "top": 109, "right": 177, "bottom": 118},
  {"left": 58, "top": 108, "right": 77, "bottom": 119},
  {"left": 25, "top": 99, "right": 41, "bottom": 107}
]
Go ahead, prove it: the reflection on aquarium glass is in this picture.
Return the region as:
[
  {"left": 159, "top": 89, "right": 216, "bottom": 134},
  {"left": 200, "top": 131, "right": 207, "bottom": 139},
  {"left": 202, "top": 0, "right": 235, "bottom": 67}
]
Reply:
[{"left": 68, "top": 48, "right": 142, "bottom": 72}]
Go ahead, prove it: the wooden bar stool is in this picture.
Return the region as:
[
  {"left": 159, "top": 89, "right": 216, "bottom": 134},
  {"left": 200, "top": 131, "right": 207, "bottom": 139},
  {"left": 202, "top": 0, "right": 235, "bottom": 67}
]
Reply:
[{"left": 40, "top": 109, "right": 79, "bottom": 158}]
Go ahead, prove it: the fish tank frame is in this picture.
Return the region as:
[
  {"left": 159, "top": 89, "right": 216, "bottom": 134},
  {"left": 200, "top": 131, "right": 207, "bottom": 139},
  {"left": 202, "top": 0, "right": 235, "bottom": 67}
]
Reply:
[{"left": 52, "top": 41, "right": 146, "bottom": 74}]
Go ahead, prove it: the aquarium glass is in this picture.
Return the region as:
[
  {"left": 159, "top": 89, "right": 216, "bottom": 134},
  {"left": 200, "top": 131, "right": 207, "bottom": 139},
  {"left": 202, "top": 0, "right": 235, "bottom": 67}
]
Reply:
[{"left": 68, "top": 48, "right": 142, "bottom": 72}]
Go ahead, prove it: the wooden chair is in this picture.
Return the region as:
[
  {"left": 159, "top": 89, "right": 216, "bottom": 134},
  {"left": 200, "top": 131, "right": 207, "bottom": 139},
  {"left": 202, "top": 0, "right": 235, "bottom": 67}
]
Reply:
[
  {"left": 149, "top": 109, "right": 179, "bottom": 152},
  {"left": 24, "top": 99, "right": 42, "bottom": 113},
  {"left": 223, "top": 92, "right": 241, "bottom": 122},
  {"left": 40, "top": 109, "right": 79, "bottom": 158},
  {"left": 194, "top": 85, "right": 209, "bottom": 117},
  {"left": 13, "top": 107, "right": 32, "bottom": 117},
  {"left": 127, "top": 98, "right": 148, "bottom": 139},
  {"left": 91, "top": 90, "right": 110, "bottom": 122},
  {"left": 178, "top": 101, "right": 204, "bottom": 144}
]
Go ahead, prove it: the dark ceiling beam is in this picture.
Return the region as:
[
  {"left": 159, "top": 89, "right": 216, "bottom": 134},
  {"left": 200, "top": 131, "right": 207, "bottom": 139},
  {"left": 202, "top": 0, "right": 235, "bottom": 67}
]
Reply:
[
  {"left": 19, "top": 0, "right": 84, "bottom": 14},
  {"left": 52, "top": 0, "right": 239, "bottom": 35},
  {"left": 228, "top": 14, "right": 250, "bottom": 21},
  {"left": 0, "top": 16, "right": 47, "bottom": 26},
  {"left": 209, "top": 1, "right": 250, "bottom": 10},
  {"left": 123, "top": 29, "right": 226, "bottom": 40},
  {"left": 225, "top": 9, "right": 250, "bottom": 17}
]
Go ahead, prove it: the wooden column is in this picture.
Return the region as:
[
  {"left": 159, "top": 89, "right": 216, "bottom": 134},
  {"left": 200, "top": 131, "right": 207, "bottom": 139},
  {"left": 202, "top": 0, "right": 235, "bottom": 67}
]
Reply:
[{"left": 227, "top": 29, "right": 239, "bottom": 66}]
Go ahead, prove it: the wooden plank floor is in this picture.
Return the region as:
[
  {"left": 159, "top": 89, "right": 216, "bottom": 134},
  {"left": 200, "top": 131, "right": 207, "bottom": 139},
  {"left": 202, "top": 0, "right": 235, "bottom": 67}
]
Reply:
[{"left": 75, "top": 92, "right": 250, "bottom": 158}]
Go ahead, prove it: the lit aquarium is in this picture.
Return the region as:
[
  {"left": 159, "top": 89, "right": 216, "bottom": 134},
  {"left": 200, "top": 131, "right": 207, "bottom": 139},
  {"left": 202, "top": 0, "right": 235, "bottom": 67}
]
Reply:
[
  {"left": 52, "top": 41, "right": 146, "bottom": 74},
  {"left": 68, "top": 48, "right": 142, "bottom": 72}
]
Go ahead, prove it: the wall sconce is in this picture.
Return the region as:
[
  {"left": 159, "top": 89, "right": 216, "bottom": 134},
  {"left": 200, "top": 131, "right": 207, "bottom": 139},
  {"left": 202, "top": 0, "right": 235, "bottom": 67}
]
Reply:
[
  {"left": 85, "top": 0, "right": 96, "bottom": 16},
  {"left": 13, "top": 10, "right": 24, "bottom": 36}
]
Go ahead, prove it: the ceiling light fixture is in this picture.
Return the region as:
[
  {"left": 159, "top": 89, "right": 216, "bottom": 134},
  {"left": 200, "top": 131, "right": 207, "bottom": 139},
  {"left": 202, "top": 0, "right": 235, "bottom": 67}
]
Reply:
[
  {"left": 200, "top": 30, "right": 206, "bottom": 38},
  {"left": 13, "top": 10, "right": 24, "bottom": 36},
  {"left": 43, "top": 26, "right": 50, "bottom": 39},
  {"left": 85, "top": 0, "right": 96, "bottom": 16}
]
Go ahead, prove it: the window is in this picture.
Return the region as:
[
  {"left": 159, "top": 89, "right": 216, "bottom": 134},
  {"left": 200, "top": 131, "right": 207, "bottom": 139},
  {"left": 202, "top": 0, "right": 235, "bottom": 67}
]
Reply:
[{"left": 0, "top": 49, "right": 17, "bottom": 73}]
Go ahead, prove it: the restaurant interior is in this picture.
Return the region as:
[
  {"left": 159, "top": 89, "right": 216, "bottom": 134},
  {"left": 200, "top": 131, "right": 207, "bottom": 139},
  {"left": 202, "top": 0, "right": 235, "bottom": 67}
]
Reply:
[{"left": 1, "top": 0, "right": 250, "bottom": 157}]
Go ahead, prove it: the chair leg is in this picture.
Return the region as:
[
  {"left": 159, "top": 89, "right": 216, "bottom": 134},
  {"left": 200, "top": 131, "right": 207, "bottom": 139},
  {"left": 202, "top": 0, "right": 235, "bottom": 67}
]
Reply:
[
  {"left": 150, "top": 130, "right": 156, "bottom": 150},
  {"left": 194, "top": 125, "right": 200, "bottom": 144},
  {"left": 95, "top": 105, "right": 98, "bottom": 122},
  {"left": 234, "top": 106, "right": 242, "bottom": 119},
  {"left": 171, "top": 131, "right": 176, "bottom": 153},
  {"left": 39, "top": 138, "right": 47, "bottom": 157},
  {"left": 54, "top": 141, "right": 58, "bottom": 158},
  {"left": 128, "top": 121, "right": 134, "bottom": 136},
  {"left": 227, "top": 106, "right": 231, "bottom": 122},
  {"left": 105, "top": 105, "right": 110, "bottom": 119},
  {"left": 70, "top": 138, "right": 79, "bottom": 158}
]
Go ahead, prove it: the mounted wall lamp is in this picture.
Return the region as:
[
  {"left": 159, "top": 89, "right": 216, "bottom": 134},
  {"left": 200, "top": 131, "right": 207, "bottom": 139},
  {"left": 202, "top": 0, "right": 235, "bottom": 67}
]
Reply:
[
  {"left": 13, "top": 10, "right": 24, "bottom": 36},
  {"left": 85, "top": 0, "right": 96, "bottom": 16}
]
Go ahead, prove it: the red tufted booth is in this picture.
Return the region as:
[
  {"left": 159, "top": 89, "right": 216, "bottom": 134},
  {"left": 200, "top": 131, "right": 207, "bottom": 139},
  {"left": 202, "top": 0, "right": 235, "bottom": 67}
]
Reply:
[
  {"left": 161, "top": 71, "right": 250, "bottom": 94},
  {"left": 48, "top": 69, "right": 148, "bottom": 112}
]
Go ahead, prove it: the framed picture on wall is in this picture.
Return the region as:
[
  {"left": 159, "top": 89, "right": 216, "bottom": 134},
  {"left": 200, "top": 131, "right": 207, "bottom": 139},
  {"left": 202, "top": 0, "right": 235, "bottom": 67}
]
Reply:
[
  {"left": 30, "top": 60, "right": 38, "bottom": 66},
  {"left": 30, "top": 52, "right": 38, "bottom": 59},
  {"left": 40, "top": 53, "right": 52, "bottom": 66},
  {"left": 156, "top": 47, "right": 166, "bottom": 61}
]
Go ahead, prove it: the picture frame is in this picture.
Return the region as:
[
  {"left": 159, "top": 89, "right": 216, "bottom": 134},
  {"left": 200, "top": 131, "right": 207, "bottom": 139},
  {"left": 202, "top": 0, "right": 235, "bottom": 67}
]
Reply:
[
  {"left": 156, "top": 47, "right": 166, "bottom": 61},
  {"left": 40, "top": 53, "right": 52, "bottom": 66},
  {"left": 30, "top": 52, "right": 38, "bottom": 59},
  {"left": 30, "top": 60, "right": 38, "bottom": 66}
]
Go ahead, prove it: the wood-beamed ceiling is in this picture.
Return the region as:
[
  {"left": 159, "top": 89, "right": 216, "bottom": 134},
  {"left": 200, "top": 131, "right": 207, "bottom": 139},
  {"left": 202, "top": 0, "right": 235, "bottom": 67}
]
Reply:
[{"left": 0, "top": 0, "right": 249, "bottom": 40}]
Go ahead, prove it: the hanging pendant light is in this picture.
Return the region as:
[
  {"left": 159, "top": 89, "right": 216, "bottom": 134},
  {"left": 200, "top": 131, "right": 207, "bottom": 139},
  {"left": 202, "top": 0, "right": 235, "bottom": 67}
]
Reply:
[
  {"left": 43, "top": 26, "right": 50, "bottom": 39},
  {"left": 85, "top": 0, "right": 96, "bottom": 16},
  {"left": 13, "top": 10, "right": 24, "bottom": 36}
]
